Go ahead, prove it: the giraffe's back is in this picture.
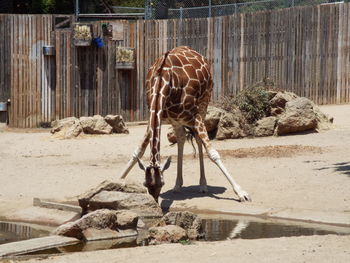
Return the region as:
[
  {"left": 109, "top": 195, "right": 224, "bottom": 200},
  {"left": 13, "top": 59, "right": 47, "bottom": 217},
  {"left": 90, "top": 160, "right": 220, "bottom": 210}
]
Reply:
[{"left": 145, "top": 46, "right": 212, "bottom": 126}]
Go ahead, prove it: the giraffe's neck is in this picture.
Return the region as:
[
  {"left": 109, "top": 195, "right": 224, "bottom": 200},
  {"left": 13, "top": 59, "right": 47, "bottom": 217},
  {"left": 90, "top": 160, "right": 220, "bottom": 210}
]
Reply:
[
  {"left": 149, "top": 52, "right": 170, "bottom": 166},
  {"left": 149, "top": 82, "right": 162, "bottom": 165}
]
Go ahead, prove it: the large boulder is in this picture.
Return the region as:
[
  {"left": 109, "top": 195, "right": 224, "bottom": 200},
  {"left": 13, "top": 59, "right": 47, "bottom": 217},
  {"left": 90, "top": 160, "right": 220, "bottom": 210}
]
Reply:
[
  {"left": 104, "top": 115, "right": 129, "bottom": 134},
  {"left": 254, "top": 116, "right": 277, "bottom": 137},
  {"left": 156, "top": 211, "right": 203, "bottom": 240},
  {"left": 53, "top": 209, "right": 138, "bottom": 241},
  {"left": 276, "top": 97, "right": 318, "bottom": 135},
  {"left": 78, "top": 180, "right": 162, "bottom": 217},
  {"left": 79, "top": 115, "right": 113, "bottom": 135}
]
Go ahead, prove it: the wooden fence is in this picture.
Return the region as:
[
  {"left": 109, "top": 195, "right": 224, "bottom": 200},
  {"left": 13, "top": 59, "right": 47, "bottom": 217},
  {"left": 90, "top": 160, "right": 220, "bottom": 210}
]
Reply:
[{"left": 1, "top": 3, "right": 350, "bottom": 128}]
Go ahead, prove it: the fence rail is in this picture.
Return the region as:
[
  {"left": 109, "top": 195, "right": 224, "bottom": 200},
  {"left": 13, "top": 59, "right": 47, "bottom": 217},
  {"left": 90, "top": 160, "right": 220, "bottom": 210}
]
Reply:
[{"left": 1, "top": 3, "right": 350, "bottom": 128}]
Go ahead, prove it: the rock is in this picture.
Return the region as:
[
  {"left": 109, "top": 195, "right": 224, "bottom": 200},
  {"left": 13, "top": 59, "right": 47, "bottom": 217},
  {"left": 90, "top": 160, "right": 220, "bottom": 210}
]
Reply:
[
  {"left": 270, "top": 106, "right": 284, "bottom": 116},
  {"left": 276, "top": 97, "right": 318, "bottom": 135},
  {"left": 80, "top": 115, "right": 113, "bottom": 135},
  {"left": 254, "top": 116, "right": 277, "bottom": 137},
  {"left": 78, "top": 180, "right": 147, "bottom": 214},
  {"left": 51, "top": 117, "right": 78, "bottom": 134},
  {"left": 53, "top": 209, "right": 138, "bottom": 241},
  {"left": 313, "top": 104, "right": 333, "bottom": 131},
  {"left": 216, "top": 111, "right": 245, "bottom": 140},
  {"left": 63, "top": 120, "right": 83, "bottom": 139},
  {"left": 148, "top": 225, "right": 187, "bottom": 244},
  {"left": 167, "top": 127, "right": 177, "bottom": 144},
  {"left": 51, "top": 117, "right": 83, "bottom": 139},
  {"left": 156, "top": 211, "right": 203, "bottom": 240},
  {"left": 269, "top": 91, "right": 298, "bottom": 109},
  {"left": 204, "top": 106, "right": 225, "bottom": 133},
  {"left": 266, "top": 90, "right": 278, "bottom": 100},
  {"left": 88, "top": 191, "right": 163, "bottom": 217},
  {"left": 82, "top": 228, "right": 137, "bottom": 242},
  {"left": 104, "top": 115, "right": 129, "bottom": 134}
]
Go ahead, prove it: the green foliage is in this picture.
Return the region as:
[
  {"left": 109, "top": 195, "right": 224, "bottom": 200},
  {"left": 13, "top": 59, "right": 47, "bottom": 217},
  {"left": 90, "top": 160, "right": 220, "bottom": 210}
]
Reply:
[
  {"left": 179, "top": 239, "right": 192, "bottom": 245},
  {"left": 216, "top": 79, "right": 274, "bottom": 124},
  {"left": 109, "top": 0, "right": 144, "bottom": 7},
  {"left": 26, "top": 0, "right": 73, "bottom": 14},
  {"left": 235, "top": 84, "right": 271, "bottom": 124},
  {"left": 214, "top": 94, "right": 238, "bottom": 113}
]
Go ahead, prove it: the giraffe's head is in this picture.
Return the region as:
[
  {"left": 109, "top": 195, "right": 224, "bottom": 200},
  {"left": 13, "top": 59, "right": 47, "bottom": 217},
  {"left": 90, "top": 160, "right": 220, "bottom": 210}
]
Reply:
[{"left": 137, "top": 157, "right": 171, "bottom": 203}]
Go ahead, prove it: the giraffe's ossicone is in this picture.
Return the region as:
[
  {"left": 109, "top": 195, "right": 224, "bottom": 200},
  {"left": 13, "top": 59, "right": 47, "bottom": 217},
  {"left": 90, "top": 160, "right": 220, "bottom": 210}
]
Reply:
[{"left": 120, "top": 46, "right": 251, "bottom": 203}]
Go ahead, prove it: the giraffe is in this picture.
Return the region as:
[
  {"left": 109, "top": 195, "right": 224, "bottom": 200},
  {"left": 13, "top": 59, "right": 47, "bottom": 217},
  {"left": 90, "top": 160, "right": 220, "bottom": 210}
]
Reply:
[{"left": 120, "top": 46, "right": 250, "bottom": 203}]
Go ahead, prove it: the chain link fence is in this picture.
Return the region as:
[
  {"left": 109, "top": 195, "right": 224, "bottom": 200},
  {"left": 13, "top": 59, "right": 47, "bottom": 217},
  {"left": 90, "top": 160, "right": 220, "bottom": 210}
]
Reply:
[{"left": 144, "top": 0, "right": 343, "bottom": 19}]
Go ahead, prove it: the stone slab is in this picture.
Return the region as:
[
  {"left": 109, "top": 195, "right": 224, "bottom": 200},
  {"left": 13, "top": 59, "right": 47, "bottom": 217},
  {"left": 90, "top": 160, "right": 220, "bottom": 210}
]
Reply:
[
  {"left": 0, "top": 235, "right": 79, "bottom": 257},
  {"left": 33, "top": 198, "right": 82, "bottom": 214},
  {"left": 7, "top": 206, "right": 80, "bottom": 226}
]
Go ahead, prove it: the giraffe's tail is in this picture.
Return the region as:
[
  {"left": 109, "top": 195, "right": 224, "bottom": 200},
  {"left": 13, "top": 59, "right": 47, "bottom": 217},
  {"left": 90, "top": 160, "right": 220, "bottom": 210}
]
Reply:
[{"left": 155, "top": 50, "right": 170, "bottom": 75}]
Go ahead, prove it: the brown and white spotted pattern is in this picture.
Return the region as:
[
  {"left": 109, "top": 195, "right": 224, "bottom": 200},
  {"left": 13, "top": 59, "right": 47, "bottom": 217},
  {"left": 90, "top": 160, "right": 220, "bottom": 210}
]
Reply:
[{"left": 120, "top": 46, "right": 250, "bottom": 203}]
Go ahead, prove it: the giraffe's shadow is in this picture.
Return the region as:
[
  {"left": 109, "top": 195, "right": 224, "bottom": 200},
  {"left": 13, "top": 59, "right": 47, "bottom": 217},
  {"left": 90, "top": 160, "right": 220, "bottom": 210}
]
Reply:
[{"left": 160, "top": 185, "right": 239, "bottom": 212}]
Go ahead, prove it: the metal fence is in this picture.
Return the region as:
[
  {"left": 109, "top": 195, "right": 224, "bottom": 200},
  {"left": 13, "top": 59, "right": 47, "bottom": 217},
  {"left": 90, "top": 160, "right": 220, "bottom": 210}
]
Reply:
[
  {"left": 75, "top": 0, "right": 346, "bottom": 20},
  {"left": 145, "top": 0, "right": 343, "bottom": 19}
]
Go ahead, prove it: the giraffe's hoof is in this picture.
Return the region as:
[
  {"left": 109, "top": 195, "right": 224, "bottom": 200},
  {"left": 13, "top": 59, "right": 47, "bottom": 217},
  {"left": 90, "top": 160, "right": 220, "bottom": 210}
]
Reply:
[
  {"left": 199, "top": 185, "right": 208, "bottom": 193},
  {"left": 237, "top": 190, "right": 251, "bottom": 202}
]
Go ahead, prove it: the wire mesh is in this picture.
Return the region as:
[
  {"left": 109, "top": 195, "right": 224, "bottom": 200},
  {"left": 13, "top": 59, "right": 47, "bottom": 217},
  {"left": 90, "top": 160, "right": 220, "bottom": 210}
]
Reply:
[{"left": 145, "top": 0, "right": 337, "bottom": 19}]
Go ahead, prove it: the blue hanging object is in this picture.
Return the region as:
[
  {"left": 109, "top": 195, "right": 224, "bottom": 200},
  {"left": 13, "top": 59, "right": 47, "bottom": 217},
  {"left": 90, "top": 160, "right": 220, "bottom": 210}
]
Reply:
[{"left": 93, "top": 37, "right": 104, "bottom": 48}]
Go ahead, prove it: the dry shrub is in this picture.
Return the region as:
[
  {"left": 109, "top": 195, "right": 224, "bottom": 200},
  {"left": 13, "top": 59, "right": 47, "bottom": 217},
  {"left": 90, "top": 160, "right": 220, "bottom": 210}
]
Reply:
[{"left": 215, "top": 78, "right": 274, "bottom": 124}]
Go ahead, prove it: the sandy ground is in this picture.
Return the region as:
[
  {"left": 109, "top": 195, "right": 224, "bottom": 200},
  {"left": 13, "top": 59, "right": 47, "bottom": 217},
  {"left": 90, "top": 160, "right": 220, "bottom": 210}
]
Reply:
[{"left": 1, "top": 104, "right": 350, "bottom": 262}]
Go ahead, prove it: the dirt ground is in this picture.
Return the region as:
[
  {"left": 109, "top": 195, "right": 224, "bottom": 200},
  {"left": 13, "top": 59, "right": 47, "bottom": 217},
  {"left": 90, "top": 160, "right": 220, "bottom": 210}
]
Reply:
[{"left": 0, "top": 104, "right": 350, "bottom": 262}]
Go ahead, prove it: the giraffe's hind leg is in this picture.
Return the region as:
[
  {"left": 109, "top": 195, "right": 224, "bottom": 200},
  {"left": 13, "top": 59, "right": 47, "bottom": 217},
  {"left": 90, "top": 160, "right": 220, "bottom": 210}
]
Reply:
[
  {"left": 193, "top": 115, "right": 251, "bottom": 202},
  {"left": 119, "top": 127, "right": 151, "bottom": 179},
  {"left": 172, "top": 126, "right": 186, "bottom": 192},
  {"left": 194, "top": 133, "right": 208, "bottom": 193}
]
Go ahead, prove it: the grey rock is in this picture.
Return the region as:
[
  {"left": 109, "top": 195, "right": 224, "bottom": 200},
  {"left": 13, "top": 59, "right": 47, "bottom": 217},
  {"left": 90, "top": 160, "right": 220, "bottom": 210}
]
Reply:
[
  {"left": 276, "top": 97, "right": 318, "bottom": 135},
  {"left": 51, "top": 117, "right": 78, "bottom": 134},
  {"left": 148, "top": 225, "right": 187, "bottom": 244},
  {"left": 104, "top": 115, "right": 129, "bottom": 134},
  {"left": 78, "top": 180, "right": 147, "bottom": 214},
  {"left": 204, "top": 106, "right": 225, "bottom": 133},
  {"left": 166, "top": 126, "right": 177, "bottom": 144},
  {"left": 270, "top": 106, "right": 284, "bottom": 116},
  {"left": 53, "top": 209, "right": 138, "bottom": 241},
  {"left": 80, "top": 115, "right": 113, "bottom": 134},
  {"left": 51, "top": 117, "right": 83, "bottom": 139},
  {"left": 269, "top": 91, "right": 298, "bottom": 109},
  {"left": 216, "top": 112, "right": 245, "bottom": 140},
  {"left": 157, "top": 211, "right": 203, "bottom": 240},
  {"left": 88, "top": 190, "right": 162, "bottom": 217},
  {"left": 313, "top": 104, "right": 333, "bottom": 131},
  {"left": 254, "top": 116, "right": 277, "bottom": 137},
  {"left": 63, "top": 120, "right": 83, "bottom": 139}
]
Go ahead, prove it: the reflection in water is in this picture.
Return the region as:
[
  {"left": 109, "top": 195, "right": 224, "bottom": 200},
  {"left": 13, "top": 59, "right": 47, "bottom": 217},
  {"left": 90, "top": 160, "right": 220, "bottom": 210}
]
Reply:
[
  {"left": 1, "top": 217, "right": 349, "bottom": 256},
  {"left": 0, "top": 222, "right": 49, "bottom": 245},
  {"left": 202, "top": 218, "right": 348, "bottom": 241}
]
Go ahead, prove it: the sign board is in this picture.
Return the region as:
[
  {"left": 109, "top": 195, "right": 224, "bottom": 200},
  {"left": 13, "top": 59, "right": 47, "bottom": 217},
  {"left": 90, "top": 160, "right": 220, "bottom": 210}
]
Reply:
[{"left": 112, "top": 23, "right": 124, "bottom": 41}]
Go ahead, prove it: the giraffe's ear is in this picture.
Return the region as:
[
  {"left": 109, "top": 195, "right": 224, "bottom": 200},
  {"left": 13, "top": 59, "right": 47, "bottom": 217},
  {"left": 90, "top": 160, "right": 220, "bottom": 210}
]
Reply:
[
  {"left": 137, "top": 157, "right": 146, "bottom": 171},
  {"left": 161, "top": 156, "right": 172, "bottom": 172}
]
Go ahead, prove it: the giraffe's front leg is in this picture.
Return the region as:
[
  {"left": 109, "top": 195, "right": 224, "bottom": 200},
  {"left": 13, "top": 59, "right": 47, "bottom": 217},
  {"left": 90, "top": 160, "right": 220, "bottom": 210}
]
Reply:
[
  {"left": 195, "top": 134, "right": 208, "bottom": 193},
  {"left": 207, "top": 148, "right": 251, "bottom": 202},
  {"left": 119, "top": 128, "right": 151, "bottom": 179},
  {"left": 173, "top": 126, "right": 186, "bottom": 192},
  {"left": 193, "top": 116, "right": 251, "bottom": 202}
]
